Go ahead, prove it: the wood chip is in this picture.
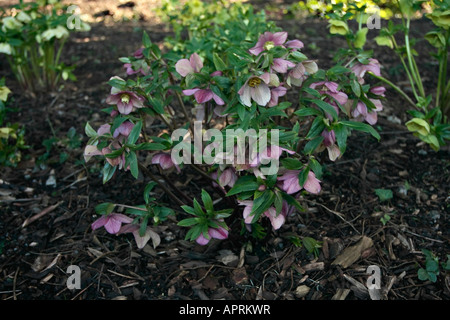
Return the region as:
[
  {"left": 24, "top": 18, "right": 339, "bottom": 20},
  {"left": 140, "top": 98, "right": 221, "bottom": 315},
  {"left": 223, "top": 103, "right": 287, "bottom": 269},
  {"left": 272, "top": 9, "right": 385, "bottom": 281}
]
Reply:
[
  {"left": 331, "top": 236, "right": 373, "bottom": 268},
  {"left": 294, "top": 285, "right": 310, "bottom": 298},
  {"left": 332, "top": 288, "right": 350, "bottom": 300}
]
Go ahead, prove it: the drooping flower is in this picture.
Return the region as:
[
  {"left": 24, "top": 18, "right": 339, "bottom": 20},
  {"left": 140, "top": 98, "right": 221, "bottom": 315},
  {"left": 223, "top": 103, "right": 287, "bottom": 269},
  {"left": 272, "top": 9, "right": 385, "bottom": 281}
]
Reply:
[
  {"left": 238, "top": 74, "right": 271, "bottom": 107},
  {"left": 196, "top": 225, "right": 229, "bottom": 245},
  {"left": 285, "top": 39, "right": 304, "bottom": 50},
  {"left": 321, "top": 129, "right": 341, "bottom": 161},
  {"left": 272, "top": 58, "right": 296, "bottom": 74},
  {"left": 405, "top": 118, "right": 431, "bottom": 136},
  {"left": 328, "top": 19, "right": 349, "bottom": 36},
  {"left": 0, "top": 43, "right": 12, "bottom": 55},
  {"left": 106, "top": 88, "right": 145, "bottom": 115},
  {"left": 268, "top": 85, "right": 287, "bottom": 107},
  {"left": 218, "top": 167, "right": 238, "bottom": 188},
  {"left": 152, "top": 152, "right": 180, "bottom": 172},
  {"left": 182, "top": 88, "right": 224, "bottom": 105},
  {"left": 1, "top": 17, "right": 22, "bottom": 32},
  {"left": 41, "top": 25, "right": 69, "bottom": 41},
  {"left": 370, "top": 86, "right": 386, "bottom": 97},
  {"left": 91, "top": 213, "right": 133, "bottom": 234},
  {"left": 278, "top": 170, "right": 321, "bottom": 195},
  {"left": 249, "top": 31, "right": 288, "bottom": 55},
  {"left": 310, "top": 81, "right": 348, "bottom": 106},
  {"left": 238, "top": 200, "right": 255, "bottom": 225},
  {"left": 351, "top": 59, "right": 381, "bottom": 84},
  {"left": 113, "top": 121, "right": 135, "bottom": 140},
  {"left": 175, "top": 52, "right": 203, "bottom": 77},
  {"left": 352, "top": 99, "right": 383, "bottom": 125}
]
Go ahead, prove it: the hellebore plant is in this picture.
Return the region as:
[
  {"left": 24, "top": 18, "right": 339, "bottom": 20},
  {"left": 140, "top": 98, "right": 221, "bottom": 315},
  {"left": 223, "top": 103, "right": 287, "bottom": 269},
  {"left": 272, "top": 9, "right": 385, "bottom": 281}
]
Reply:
[
  {"left": 0, "top": 0, "right": 90, "bottom": 94},
  {"left": 326, "top": 0, "right": 450, "bottom": 150},
  {"left": 84, "top": 1, "right": 382, "bottom": 249}
]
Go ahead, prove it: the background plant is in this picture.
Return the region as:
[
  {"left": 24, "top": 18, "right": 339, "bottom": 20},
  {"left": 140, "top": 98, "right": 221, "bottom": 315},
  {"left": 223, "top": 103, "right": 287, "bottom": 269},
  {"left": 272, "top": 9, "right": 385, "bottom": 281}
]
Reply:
[
  {"left": 325, "top": 0, "right": 450, "bottom": 150},
  {"left": 0, "top": 0, "right": 90, "bottom": 94},
  {"left": 0, "top": 78, "right": 27, "bottom": 167}
]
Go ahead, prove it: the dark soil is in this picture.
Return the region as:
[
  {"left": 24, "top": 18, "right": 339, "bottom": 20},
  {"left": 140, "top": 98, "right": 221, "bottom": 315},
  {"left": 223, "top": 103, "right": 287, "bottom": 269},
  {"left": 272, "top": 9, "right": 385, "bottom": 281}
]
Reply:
[{"left": 0, "top": 1, "right": 449, "bottom": 301}]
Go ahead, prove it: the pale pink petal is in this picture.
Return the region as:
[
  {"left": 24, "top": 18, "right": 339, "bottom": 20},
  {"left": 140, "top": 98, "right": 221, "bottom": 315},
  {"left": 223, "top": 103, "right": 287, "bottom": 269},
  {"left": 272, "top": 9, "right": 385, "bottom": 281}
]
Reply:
[
  {"left": 175, "top": 59, "right": 194, "bottom": 77},
  {"left": 189, "top": 53, "right": 203, "bottom": 73},
  {"left": 272, "top": 58, "right": 296, "bottom": 74},
  {"left": 303, "top": 171, "right": 321, "bottom": 194},
  {"left": 250, "top": 84, "right": 271, "bottom": 106},
  {"left": 272, "top": 31, "right": 288, "bottom": 45},
  {"left": 285, "top": 39, "right": 304, "bottom": 49},
  {"left": 97, "top": 124, "right": 111, "bottom": 136},
  {"left": 327, "top": 144, "right": 341, "bottom": 161},
  {"left": 365, "top": 111, "right": 378, "bottom": 125},
  {"left": 239, "top": 84, "right": 252, "bottom": 107},
  {"left": 209, "top": 226, "right": 228, "bottom": 240},
  {"left": 91, "top": 216, "right": 108, "bottom": 230},
  {"left": 212, "top": 93, "right": 224, "bottom": 105},
  {"left": 264, "top": 207, "right": 285, "bottom": 230},
  {"left": 194, "top": 89, "right": 213, "bottom": 104},
  {"left": 196, "top": 233, "right": 210, "bottom": 245},
  {"left": 183, "top": 88, "right": 200, "bottom": 96},
  {"left": 84, "top": 145, "right": 103, "bottom": 162}
]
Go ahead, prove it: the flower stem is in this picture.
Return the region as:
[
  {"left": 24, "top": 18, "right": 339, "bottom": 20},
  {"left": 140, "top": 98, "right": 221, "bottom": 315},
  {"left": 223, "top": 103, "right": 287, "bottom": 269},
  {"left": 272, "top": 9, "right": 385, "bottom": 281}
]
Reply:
[{"left": 368, "top": 72, "right": 418, "bottom": 110}]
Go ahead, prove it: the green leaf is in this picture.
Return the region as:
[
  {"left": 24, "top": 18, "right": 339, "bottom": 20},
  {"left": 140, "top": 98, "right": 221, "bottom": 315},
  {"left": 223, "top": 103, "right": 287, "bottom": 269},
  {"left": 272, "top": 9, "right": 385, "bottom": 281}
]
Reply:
[
  {"left": 144, "top": 181, "right": 158, "bottom": 204},
  {"left": 281, "top": 158, "right": 303, "bottom": 170},
  {"left": 95, "top": 202, "right": 116, "bottom": 215},
  {"left": 298, "top": 168, "right": 310, "bottom": 187},
  {"left": 226, "top": 175, "right": 259, "bottom": 196},
  {"left": 340, "top": 120, "right": 380, "bottom": 140},
  {"left": 306, "top": 116, "right": 326, "bottom": 139},
  {"left": 127, "top": 151, "right": 139, "bottom": 179},
  {"left": 142, "top": 31, "right": 152, "bottom": 48},
  {"left": 177, "top": 218, "right": 199, "bottom": 227},
  {"left": 334, "top": 123, "right": 348, "bottom": 153},
  {"left": 127, "top": 120, "right": 142, "bottom": 145},
  {"left": 294, "top": 107, "right": 322, "bottom": 117},
  {"left": 85, "top": 122, "right": 97, "bottom": 138},
  {"left": 309, "top": 158, "right": 323, "bottom": 179},
  {"left": 249, "top": 190, "right": 275, "bottom": 223},
  {"left": 201, "top": 189, "right": 214, "bottom": 212},
  {"left": 313, "top": 99, "right": 338, "bottom": 120},
  {"left": 102, "top": 162, "right": 116, "bottom": 184},
  {"left": 374, "top": 188, "right": 393, "bottom": 202},
  {"left": 426, "top": 260, "right": 439, "bottom": 273},
  {"left": 213, "top": 52, "right": 227, "bottom": 71},
  {"left": 181, "top": 205, "right": 196, "bottom": 215},
  {"left": 351, "top": 79, "right": 361, "bottom": 97},
  {"left": 354, "top": 27, "right": 368, "bottom": 49},
  {"left": 303, "top": 136, "right": 324, "bottom": 155},
  {"left": 134, "top": 142, "right": 167, "bottom": 151},
  {"left": 417, "top": 268, "right": 429, "bottom": 281}
]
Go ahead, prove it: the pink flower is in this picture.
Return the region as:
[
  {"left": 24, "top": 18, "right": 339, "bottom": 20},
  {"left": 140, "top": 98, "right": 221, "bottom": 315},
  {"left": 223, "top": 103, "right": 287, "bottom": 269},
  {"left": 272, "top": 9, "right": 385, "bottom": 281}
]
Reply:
[
  {"left": 113, "top": 121, "right": 134, "bottom": 139},
  {"left": 285, "top": 39, "right": 304, "bottom": 50},
  {"left": 268, "top": 85, "right": 287, "bottom": 107},
  {"left": 182, "top": 88, "right": 224, "bottom": 105},
  {"left": 278, "top": 170, "right": 321, "bottom": 194},
  {"left": 175, "top": 53, "right": 203, "bottom": 77},
  {"left": 352, "top": 99, "right": 383, "bottom": 125},
  {"left": 152, "top": 152, "right": 180, "bottom": 172},
  {"left": 272, "top": 58, "right": 296, "bottom": 74},
  {"left": 287, "top": 61, "right": 318, "bottom": 87},
  {"left": 310, "top": 81, "right": 348, "bottom": 106},
  {"left": 91, "top": 213, "right": 133, "bottom": 234},
  {"left": 278, "top": 170, "right": 302, "bottom": 194},
  {"left": 351, "top": 59, "right": 381, "bottom": 84},
  {"left": 238, "top": 200, "right": 255, "bottom": 224},
  {"left": 218, "top": 167, "right": 238, "bottom": 188},
  {"left": 238, "top": 74, "right": 271, "bottom": 107},
  {"left": 106, "top": 90, "right": 145, "bottom": 115},
  {"left": 321, "top": 129, "right": 341, "bottom": 161},
  {"left": 249, "top": 31, "right": 288, "bottom": 55},
  {"left": 370, "top": 86, "right": 386, "bottom": 97},
  {"left": 196, "top": 225, "right": 228, "bottom": 245}
]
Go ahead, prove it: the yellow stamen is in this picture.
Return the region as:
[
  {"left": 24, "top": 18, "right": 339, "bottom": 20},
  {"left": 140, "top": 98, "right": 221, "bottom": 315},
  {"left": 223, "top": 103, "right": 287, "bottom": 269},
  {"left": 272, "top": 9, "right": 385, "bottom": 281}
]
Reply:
[
  {"left": 248, "top": 77, "right": 261, "bottom": 88},
  {"left": 264, "top": 41, "right": 275, "bottom": 51},
  {"left": 121, "top": 94, "right": 130, "bottom": 104}
]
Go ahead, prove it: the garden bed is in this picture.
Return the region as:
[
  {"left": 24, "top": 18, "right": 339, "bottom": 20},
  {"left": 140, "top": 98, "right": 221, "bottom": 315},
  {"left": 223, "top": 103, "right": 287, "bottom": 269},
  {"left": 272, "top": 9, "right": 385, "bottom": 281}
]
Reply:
[{"left": 0, "top": 0, "right": 449, "bottom": 300}]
